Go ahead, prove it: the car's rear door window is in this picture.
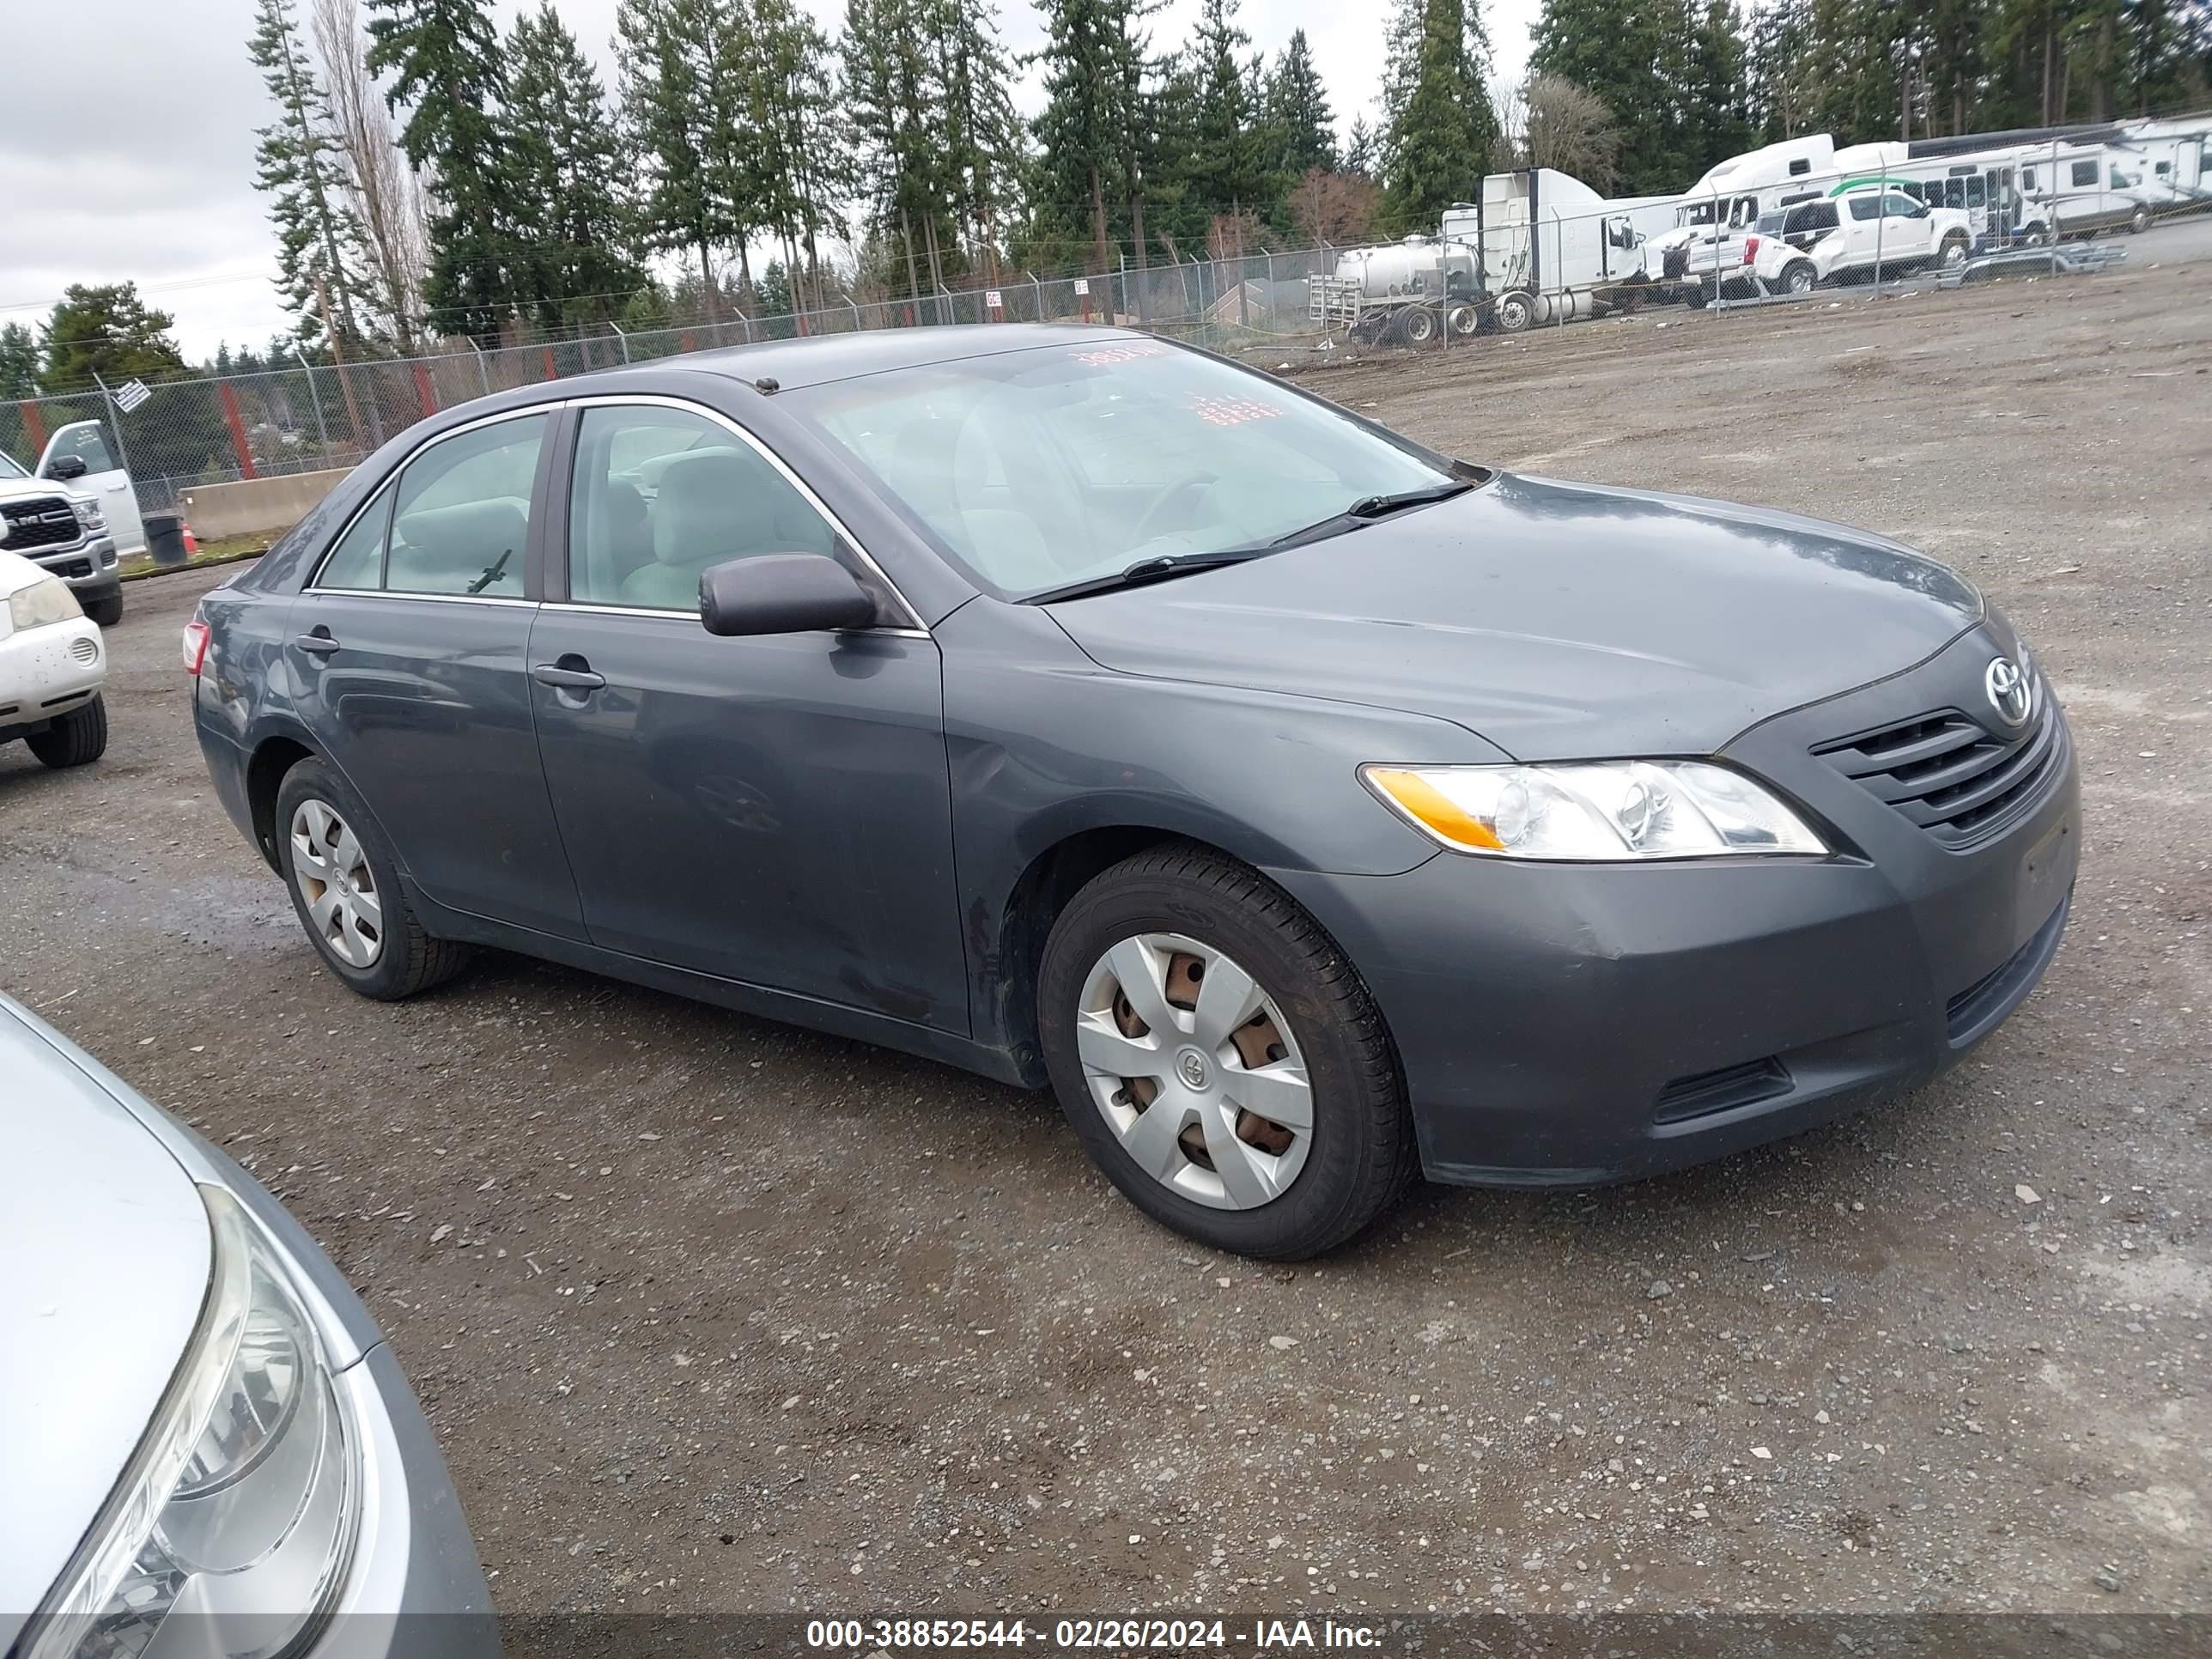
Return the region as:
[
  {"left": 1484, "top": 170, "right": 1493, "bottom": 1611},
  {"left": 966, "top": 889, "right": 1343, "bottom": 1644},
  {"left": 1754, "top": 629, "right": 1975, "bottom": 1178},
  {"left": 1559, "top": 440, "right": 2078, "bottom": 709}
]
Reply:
[
  {"left": 383, "top": 415, "right": 547, "bottom": 599},
  {"left": 566, "top": 404, "right": 836, "bottom": 611},
  {"left": 315, "top": 489, "right": 394, "bottom": 589}
]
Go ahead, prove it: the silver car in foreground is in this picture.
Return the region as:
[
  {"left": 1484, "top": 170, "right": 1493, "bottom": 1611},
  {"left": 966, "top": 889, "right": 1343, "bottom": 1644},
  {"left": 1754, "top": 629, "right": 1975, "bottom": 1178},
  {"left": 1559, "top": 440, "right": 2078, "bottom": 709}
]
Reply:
[{"left": 0, "top": 994, "right": 497, "bottom": 1659}]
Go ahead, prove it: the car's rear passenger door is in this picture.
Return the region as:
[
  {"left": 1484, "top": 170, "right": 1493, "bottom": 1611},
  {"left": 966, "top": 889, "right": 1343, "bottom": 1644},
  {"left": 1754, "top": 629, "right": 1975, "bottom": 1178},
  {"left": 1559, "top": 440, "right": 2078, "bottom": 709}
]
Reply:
[
  {"left": 526, "top": 396, "right": 969, "bottom": 1033},
  {"left": 288, "top": 408, "right": 586, "bottom": 939}
]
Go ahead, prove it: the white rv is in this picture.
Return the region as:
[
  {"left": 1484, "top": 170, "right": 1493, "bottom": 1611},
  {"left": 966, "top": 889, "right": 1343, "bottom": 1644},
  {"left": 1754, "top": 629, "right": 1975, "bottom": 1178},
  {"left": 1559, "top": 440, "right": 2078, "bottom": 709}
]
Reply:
[{"left": 2110, "top": 117, "right": 2211, "bottom": 220}]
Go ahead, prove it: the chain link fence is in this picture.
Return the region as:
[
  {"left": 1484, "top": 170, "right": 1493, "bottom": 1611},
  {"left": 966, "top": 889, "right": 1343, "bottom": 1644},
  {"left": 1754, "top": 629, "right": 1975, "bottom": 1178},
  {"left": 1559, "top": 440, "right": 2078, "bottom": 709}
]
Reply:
[{"left": 1, "top": 246, "right": 1340, "bottom": 525}]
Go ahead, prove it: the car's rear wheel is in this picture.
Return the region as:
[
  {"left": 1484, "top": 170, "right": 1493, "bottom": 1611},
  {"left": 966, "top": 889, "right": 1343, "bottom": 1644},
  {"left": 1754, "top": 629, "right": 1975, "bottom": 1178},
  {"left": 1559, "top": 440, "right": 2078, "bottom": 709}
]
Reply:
[
  {"left": 1395, "top": 305, "right": 1438, "bottom": 346},
  {"left": 274, "top": 757, "right": 467, "bottom": 1000},
  {"left": 26, "top": 696, "right": 107, "bottom": 768},
  {"left": 1037, "top": 846, "right": 1414, "bottom": 1259},
  {"left": 2130, "top": 204, "right": 2152, "bottom": 234},
  {"left": 1780, "top": 261, "right": 1816, "bottom": 295}
]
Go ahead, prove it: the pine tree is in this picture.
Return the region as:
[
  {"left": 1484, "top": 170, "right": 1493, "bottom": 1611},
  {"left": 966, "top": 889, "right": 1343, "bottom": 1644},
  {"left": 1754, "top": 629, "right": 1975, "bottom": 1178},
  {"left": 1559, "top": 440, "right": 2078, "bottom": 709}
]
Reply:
[
  {"left": 1179, "top": 0, "right": 1276, "bottom": 233},
  {"left": 1529, "top": 0, "right": 1673, "bottom": 191},
  {"left": 1682, "top": 0, "right": 1753, "bottom": 175},
  {"left": 247, "top": 0, "right": 369, "bottom": 347},
  {"left": 928, "top": 0, "right": 1025, "bottom": 282},
  {"left": 503, "top": 3, "right": 641, "bottom": 330},
  {"left": 0, "top": 321, "right": 40, "bottom": 398},
  {"left": 844, "top": 0, "right": 947, "bottom": 304},
  {"left": 738, "top": 0, "right": 849, "bottom": 316},
  {"left": 366, "top": 0, "right": 517, "bottom": 341},
  {"left": 617, "top": 0, "right": 740, "bottom": 314},
  {"left": 1381, "top": 0, "right": 1498, "bottom": 232},
  {"left": 1267, "top": 29, "right": 1338, "bottom": 178},
  {"left": 1343, "top": 112, "right": 1380, "bottom": 178},
  {"left": 1031, "top": 0, "right": 1155, "bottom": 275}
]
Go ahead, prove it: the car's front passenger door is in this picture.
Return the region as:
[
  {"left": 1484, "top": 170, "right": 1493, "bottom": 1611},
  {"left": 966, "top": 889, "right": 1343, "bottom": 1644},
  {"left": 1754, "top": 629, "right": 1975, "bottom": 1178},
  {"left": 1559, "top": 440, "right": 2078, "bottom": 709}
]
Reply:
[{"left": 526, "top": 398, "right": 969, "bottom": 1034}]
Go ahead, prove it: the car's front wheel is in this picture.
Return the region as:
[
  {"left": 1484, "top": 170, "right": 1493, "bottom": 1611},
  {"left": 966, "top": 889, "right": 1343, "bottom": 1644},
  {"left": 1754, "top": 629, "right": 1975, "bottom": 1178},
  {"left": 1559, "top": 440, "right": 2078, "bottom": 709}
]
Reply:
[
  {"left": 274, "top": 757, "right": 468, "bottom": 1000},
  {"left": 82, "top": 591, "right": 124, "bottom": 627},
  {"left": 1037, "top": 847, "right": 1415, "bottom": 1259},
  {"left": 26, "top": 695, "right": 107, "bottom": 768}
]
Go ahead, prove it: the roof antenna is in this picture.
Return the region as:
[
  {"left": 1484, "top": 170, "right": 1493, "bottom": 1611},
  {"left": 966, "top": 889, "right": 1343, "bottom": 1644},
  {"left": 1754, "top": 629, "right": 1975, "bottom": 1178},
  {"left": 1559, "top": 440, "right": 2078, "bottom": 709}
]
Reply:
[{"left": 753, "top": 376, "right": 780, "bottom": 395}]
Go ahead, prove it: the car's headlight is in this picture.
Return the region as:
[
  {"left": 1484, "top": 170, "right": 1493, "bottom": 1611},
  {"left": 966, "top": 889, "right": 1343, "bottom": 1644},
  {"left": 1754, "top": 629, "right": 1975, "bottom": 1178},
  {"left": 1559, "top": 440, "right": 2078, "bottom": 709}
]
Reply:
[
  {"left": 9, "top": 576, "right": 83, "bottom": 632},
  {"left": 26, "top": 1188, "right": 360, "bottom": 1659},
  {"left": 72, "top": 497, "right": 106, "bottom": 531},
  {"left": 1363, "top": 760, "right": 1827, "bottom": 860}
]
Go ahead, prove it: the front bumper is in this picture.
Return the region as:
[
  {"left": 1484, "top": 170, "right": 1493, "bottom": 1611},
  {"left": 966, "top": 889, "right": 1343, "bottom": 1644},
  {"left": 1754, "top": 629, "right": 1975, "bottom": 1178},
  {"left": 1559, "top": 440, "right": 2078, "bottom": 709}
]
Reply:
[
  {"left": 1273, "top": 632, "right": 2081, "bottom": 1187},
  {"left": 0, "top": 617, "right": 105, "bottom": 740},
  {"left": 311, "top": 1345, "right": 501, "bottom": 1657},
  {"left": 31, "top": 534, "right": 119, "bottom": 597}
]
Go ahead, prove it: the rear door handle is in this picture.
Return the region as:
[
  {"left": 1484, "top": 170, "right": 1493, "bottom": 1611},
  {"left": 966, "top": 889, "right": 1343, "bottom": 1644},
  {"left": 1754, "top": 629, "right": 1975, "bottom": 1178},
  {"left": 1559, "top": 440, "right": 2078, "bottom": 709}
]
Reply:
[
  {"left": 295, "top": 634, "right": 341, "bottom": 655},
  {"left": 531, "top": 663, "right": 605, "bottom": 690}
]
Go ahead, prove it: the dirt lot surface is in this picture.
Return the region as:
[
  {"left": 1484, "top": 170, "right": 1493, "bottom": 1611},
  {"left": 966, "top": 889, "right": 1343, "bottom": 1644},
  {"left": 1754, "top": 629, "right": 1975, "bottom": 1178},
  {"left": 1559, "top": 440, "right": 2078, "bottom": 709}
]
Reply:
[{"left": 3, "top": 261, "right": 2207, "bottom": 1622}]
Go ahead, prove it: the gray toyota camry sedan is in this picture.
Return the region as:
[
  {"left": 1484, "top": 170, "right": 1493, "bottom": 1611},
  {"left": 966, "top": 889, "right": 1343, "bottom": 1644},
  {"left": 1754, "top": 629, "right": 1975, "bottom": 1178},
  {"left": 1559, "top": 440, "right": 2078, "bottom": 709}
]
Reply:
[
  {"left": 187, "top": 326, "right": 2076, "bottom": 1259},
  {"left": 0, "top": 994, "right": 495, "bottom": 1657}
]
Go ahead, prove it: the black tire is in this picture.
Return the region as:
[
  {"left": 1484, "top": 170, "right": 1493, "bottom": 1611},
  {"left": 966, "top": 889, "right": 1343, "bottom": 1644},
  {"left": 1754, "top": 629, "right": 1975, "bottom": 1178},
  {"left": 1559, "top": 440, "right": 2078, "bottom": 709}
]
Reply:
[
  {"left": 1395, "top": 306, "right": 1438, "bottom": 346},
  {"left": 26, "top": 695, "right": 107, "bottom": 768},
  {"left": 83, "top": 591, "right": 124, "bottom": 627},
  {"left": 2130, "top": 205, "right": 2151, "bottom": 234},
  {"left": 1037, "top": 845, "right": 1416, "bottom": 1259},
  {"left": 1495, "top": 291, "right": 1535, "bottom": 331},
  {"left": 1937, "top": 233, "right": 1969, "bottom": 270},
  {"left": 1780, "top": 261, "right": 1816, "bottom": 296},
  {"left": 273, "top": 756, "right": 468, "bottom": 1000}
]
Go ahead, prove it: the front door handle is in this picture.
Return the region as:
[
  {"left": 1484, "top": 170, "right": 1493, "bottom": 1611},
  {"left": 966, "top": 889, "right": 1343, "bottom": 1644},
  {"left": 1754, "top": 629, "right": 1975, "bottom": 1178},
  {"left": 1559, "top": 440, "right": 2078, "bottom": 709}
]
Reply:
[
  {"left": 295, "top": 633, "right": 341, "bottom": 655},
  {"left": 531, "top": 662, "right": 605, "bottom": 691}
]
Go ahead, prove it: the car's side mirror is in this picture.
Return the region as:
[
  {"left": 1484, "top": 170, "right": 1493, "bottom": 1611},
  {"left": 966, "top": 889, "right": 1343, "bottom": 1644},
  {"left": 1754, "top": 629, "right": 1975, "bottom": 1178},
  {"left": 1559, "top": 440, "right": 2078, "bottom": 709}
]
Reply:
[
  {"left": 46, "top": 456, "right": 88, "bottom": 481},
  {"left": 699, "top": 552, "right": 880, "bottom": 637}
]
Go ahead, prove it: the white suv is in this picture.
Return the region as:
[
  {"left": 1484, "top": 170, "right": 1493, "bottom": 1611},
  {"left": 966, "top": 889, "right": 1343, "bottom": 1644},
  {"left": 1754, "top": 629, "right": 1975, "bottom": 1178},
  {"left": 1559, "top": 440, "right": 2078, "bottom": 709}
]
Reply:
[
  {"left": 1753, "top": 188, "right": 1973, "bottom": 295},
  {"left": 0, "top": 544, "right": 107, "bottom": 768}
]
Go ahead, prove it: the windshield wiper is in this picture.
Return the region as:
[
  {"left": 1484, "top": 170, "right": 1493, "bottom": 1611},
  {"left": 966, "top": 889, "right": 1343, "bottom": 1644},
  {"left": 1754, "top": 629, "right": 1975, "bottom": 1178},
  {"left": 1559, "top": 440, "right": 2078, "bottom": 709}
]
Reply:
[
  {"left": 1025, "top": 550, "right": 1266, "bottom": 605},
  {"left": 1023, "top": 480, "right": 1475, "bottom": 605},
  {"left": 1256, "top": 478, "right": 1478, "bottom": 553}
]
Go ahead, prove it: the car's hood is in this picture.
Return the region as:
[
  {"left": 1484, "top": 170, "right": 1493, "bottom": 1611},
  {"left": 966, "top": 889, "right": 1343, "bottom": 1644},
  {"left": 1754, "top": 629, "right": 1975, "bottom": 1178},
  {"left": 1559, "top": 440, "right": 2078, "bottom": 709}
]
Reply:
[
  {"left": 1045, "top": 472, "right": 1982, "bottom": 760},
  {"left": 0, "top": 1005, "right": 210, "bottom": 1641},
  {"left": 0, "top": 475, "right": 85, "bottom": 503}
]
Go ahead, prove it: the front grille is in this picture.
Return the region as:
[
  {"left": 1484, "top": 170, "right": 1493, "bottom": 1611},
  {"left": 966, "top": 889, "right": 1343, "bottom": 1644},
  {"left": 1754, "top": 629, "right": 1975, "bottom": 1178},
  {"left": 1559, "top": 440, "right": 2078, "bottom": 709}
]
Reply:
[
  {"left": 2, "top": 496, "right": 82, "bottom": 550},
  {"left": 1814, "top": 690, "right": 2066, "bottom": 848},
  {"left": 1654, "top": 1055, "right": 1793, "bottom": 1124}
]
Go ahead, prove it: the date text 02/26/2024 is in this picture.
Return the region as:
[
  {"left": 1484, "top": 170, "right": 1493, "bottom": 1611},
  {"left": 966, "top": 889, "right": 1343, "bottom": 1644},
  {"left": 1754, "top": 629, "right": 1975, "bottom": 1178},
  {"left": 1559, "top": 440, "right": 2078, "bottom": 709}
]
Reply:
[{"left": 805, "top": 1618, "right": 1383, "bottom": 1650}]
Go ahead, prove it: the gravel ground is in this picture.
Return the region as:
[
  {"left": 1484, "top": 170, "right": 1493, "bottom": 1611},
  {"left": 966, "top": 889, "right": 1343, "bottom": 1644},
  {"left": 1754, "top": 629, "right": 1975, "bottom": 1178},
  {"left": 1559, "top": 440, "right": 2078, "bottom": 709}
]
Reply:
[{"left": 3, "top": 258, "right": 2206, "bottom": 1623}]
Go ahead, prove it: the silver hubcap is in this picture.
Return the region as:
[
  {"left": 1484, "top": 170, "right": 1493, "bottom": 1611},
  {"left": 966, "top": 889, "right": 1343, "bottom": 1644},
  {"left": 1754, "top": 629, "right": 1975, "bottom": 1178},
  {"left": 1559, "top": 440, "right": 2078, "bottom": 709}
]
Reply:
[
  {"left": 1077, "top": 933, "right": 1314, "bottom": 1211},
  {"left": 289, "top": 799, "right": 383, "bottom": 969}
]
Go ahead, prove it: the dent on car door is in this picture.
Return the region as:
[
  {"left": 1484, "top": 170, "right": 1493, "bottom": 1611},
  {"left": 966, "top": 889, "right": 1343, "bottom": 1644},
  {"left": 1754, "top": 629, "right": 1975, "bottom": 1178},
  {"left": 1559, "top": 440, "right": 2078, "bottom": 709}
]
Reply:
[
  {"left": 288, "top": 410, "right": 586, "bottom": 939},
  {"left": 526, "top": 400, "right": 969, "bottom": 1030}
]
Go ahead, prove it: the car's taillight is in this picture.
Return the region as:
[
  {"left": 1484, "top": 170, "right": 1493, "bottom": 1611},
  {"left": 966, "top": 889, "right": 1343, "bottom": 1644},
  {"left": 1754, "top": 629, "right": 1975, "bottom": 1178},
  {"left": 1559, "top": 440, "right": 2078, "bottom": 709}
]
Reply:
[
  {"left": 1743, "top": 235, "right": 1760, "bottom": 264},
  {"left": 182, "top": 617, "right": 211, "bottom": 676}
]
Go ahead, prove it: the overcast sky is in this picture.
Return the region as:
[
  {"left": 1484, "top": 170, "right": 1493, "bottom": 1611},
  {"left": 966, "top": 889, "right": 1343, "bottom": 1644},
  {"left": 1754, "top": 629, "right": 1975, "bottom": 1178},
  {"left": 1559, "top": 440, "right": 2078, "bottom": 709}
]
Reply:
[{"left": 0, "top": 0, "right": 1540, "bottom": 363}]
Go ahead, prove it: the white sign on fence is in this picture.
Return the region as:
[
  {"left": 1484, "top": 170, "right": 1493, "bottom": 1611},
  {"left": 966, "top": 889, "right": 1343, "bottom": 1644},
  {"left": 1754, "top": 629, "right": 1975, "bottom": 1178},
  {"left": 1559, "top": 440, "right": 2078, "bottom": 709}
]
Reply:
[
  {"left": 1074, "top": 278, "right": 1089, "bottom": 296},
  {"left": 984, "top": 289, "right": 1004, "bottom": 309},
  {"left": 114, "top": 379, "right": 151, "bottom": 413}
]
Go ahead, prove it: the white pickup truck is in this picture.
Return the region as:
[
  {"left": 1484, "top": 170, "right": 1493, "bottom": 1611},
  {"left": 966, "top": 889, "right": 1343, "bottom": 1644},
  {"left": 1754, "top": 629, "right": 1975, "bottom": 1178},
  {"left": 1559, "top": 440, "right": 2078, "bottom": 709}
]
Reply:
[
  {"left": 0, "top": 447, "right": 124, "bottom": 626},
  {"left": 1751, "top": 187, "right": 1973, "bottom": 295}
]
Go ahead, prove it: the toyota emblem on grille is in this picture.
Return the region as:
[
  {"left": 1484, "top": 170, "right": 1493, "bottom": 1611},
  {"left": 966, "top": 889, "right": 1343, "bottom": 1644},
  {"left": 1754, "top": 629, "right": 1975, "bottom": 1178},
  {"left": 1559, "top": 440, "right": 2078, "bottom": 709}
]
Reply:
[{"left": 1984, "top": 657, "right": 2032, "bottom": 727}]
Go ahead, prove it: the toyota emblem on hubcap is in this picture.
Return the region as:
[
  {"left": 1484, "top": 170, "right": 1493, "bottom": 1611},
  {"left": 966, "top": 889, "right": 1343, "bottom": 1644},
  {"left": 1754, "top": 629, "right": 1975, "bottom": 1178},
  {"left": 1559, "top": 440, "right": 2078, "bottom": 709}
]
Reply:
[
  {"left": 1177, "top": 1049, "right": 1212, "bottom": 1090},
  {"left": 1984, "top": 657, "right": 2031, "bottom": 727}
]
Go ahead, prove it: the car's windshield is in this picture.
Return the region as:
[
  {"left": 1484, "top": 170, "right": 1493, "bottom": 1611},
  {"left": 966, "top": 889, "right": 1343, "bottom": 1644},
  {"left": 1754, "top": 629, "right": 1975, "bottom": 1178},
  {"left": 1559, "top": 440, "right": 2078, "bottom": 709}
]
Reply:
[
  {"left": 785, "top": 340, "right": 1455, "bottom": 600},
  {"left": 1756, "top": 212, "right": 1786, "bottom": 234},
  {"left": 0, "top": 450, "right": 27, "bottom": 481}
]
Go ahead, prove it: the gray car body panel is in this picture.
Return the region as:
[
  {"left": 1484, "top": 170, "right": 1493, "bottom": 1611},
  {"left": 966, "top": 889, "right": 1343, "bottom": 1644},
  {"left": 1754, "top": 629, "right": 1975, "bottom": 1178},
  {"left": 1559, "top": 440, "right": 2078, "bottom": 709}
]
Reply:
[
  {"left": 1044, "top": 471, "right": 1984, "bottom": 761},
  {"left": 191, "top": 325, "right": 2073, "bottom": 1181},
  {"left": 0, "top": 995, "right": 495, "bottom": 1653}
]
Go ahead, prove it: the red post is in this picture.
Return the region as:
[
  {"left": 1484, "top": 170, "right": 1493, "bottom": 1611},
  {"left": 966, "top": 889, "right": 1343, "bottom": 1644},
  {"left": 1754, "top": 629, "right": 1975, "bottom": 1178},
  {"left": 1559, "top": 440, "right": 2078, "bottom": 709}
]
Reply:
[
  {"left": 411, "top": 362, "right": 437, "bottom": 419},
  {"left": 216, "top": 380, "right": 259, "bottom": 480},
  {"left": 541, "top": 347, "right": 559, "bottom": 381},
  {"left": 19, "top": 399, "right": 48, "bottom": 455}
]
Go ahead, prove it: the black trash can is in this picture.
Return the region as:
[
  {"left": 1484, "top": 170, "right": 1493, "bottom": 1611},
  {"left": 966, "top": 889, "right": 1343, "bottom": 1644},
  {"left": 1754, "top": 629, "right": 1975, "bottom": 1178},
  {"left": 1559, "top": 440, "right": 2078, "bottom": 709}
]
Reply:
[{"left": 144, "top": 511, "right": 188, "bottom": 568}]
